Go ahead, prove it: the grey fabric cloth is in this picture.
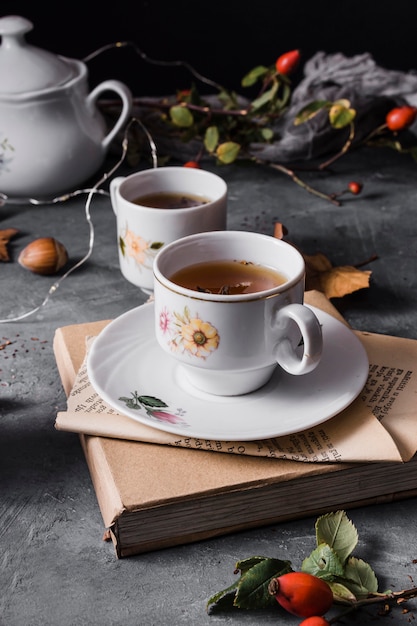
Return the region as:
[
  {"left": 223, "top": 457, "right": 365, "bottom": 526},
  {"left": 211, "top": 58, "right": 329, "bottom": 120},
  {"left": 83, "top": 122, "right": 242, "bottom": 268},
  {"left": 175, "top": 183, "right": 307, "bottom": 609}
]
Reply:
[{"left": 249, "top": 51, "right": 417, "bottom": 163}]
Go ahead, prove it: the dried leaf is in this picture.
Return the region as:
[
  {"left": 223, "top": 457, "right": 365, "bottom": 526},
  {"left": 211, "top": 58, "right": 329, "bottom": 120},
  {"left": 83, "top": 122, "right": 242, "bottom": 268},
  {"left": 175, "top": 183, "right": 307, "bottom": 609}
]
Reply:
[
  {"left": 273, "top": 229, "right": 372, "bottom": 299},
  {"left": 304, "top": 252, "right": 333, "bottom": 274},
  {"left": 304, "top": 253, "right": 371, "bottom": 298},
  {"left": 324, "top": 265, "right": 371, "bottom": 298},
  {"left": 273, "top": 222, "right": 288, "bottom": 239},
  {"left": 0, "top": 228, "right": 19, "bottom": 261}
]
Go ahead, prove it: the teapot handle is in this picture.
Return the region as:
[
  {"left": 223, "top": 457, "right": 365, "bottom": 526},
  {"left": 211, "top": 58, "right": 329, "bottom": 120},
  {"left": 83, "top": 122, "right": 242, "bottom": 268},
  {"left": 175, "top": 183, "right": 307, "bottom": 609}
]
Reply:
[{"left": 87, "top": 80, "right": 133, "bottom": 151}]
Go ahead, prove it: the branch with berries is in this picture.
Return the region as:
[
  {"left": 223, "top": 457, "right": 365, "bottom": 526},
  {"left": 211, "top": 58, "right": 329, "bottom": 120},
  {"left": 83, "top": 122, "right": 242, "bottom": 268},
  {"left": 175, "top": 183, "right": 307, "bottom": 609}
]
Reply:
[
  {"left": 206, "top": 510, "right": 417, "bottom": 624},
  {"left": 168, "top": 50, "right": 417, "bottom": 204},
  {"left": 96, "top": 45, "right": 417, "bottom": 205}
]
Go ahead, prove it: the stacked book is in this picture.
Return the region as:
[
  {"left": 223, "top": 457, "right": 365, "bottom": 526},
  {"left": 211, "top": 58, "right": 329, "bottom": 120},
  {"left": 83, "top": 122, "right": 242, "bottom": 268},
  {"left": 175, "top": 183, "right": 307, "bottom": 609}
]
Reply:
[{"left": 54, "top": 291, "right": 417, "bottom": 558}]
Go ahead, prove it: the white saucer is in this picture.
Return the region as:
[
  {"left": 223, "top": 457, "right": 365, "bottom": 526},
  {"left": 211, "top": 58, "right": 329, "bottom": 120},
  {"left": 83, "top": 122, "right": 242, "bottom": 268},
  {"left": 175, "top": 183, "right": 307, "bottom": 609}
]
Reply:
[{"left": 87, "top": 303, "right": 369, "bottom": 441}]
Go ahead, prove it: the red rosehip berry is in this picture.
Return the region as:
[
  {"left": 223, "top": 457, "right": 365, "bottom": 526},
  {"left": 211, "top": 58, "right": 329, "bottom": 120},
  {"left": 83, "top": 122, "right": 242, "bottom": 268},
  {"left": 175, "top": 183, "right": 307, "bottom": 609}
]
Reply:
[
  {"left": 183, "top": 161, "right": 200, "bottom": 168},
  {"left": 386, "top": 105, "right": 417, "bottom": 131},
  {"left": 275, "top": 49, "right": 301, "bottom": 75},
  {"left": 347, "top": 181, "right": 363, "bottom": 195},
  {"left": 176, "top": 88, "right": 192, "bottom": 101},
  {"left": 299, "top": 617, "right": 331, "bottom": 626},
  {"left": 268, "top": 572, "right": 333, "bottom": 618}
]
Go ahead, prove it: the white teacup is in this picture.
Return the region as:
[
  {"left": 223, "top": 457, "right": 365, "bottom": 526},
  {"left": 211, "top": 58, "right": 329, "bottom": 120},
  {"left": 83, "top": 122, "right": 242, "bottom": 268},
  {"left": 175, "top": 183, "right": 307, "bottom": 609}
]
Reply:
[
  {"left": 153, "top": 230, "right": 323, "bottom": 396},
  {"left": 110, "top": 166, "right": 227, "bottom": 294}
]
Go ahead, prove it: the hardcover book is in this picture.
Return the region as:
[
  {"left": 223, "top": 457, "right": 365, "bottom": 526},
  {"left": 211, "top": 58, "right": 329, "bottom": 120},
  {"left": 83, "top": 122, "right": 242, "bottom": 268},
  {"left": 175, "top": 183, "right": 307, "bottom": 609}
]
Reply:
[{"left": 53, "top": 291, "right": 417, "bottom": 558}]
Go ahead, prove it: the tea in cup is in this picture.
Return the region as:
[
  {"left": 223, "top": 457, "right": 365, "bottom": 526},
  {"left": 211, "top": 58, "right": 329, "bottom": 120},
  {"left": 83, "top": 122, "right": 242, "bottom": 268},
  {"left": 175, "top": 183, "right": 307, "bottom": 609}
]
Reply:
[
  {"left": 153, "top": 230, "right": 323, "bottom": 396},
  {"left": 110, "top": 166, "right": 227, "bottom": 294}
]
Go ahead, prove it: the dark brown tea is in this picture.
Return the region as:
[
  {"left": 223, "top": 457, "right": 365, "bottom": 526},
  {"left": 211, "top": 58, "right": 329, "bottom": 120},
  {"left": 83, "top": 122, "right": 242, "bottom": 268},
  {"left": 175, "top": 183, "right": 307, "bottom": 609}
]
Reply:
[
  {"left": 169, "top": 259, "right": 287, "bottom": 295},
  {"left": 132, "top": 191, "right": 210, "bottom": 209}
]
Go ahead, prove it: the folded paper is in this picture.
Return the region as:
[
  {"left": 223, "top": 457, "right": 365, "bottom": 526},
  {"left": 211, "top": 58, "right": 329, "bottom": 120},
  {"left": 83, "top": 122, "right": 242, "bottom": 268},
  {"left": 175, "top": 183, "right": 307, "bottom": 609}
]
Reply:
[{"left": 55, "top": 291, "right": 417, "bottom": 464}]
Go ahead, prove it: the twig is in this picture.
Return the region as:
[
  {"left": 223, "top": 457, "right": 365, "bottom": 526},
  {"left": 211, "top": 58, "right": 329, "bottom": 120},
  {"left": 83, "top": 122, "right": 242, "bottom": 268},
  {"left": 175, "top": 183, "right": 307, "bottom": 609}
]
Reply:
[
  {"left": 327, "top": 586, "right": 417, "bottom": 623},
  {"left": 319, "top": 123, "right": 355, "bottom": 170},
  {"left": 355, "top": 253, "right": 379, "bottom": 268},
  {"left": 253, "top": 157, "right": 341, "bottom": 206},
  {"left": 100, "top": 96, "right": 251, "bottom": 120}
]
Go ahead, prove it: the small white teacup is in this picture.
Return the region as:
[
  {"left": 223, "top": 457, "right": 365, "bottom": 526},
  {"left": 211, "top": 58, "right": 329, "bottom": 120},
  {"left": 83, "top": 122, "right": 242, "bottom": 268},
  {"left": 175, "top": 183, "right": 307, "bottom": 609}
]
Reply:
[
  {"left": 153, "top": 230, "right": 323, "bottom": 396},
  {"left": 110, "top": 166, "right": 227, "bottom": 294}
]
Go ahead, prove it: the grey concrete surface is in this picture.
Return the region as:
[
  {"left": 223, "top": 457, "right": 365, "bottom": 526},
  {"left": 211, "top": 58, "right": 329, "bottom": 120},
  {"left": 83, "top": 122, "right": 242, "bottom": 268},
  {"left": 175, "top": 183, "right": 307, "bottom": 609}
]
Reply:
[{"left": 1, "top": 147, "right": 417, "bottom": 625}]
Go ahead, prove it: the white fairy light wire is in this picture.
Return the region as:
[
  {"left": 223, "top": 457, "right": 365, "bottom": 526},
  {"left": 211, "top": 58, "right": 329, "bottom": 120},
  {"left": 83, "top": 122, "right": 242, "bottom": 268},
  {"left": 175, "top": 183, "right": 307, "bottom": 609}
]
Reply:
[
  {"left": 0, "top": 117, "right": 158, "bottom": 323},
  {"left": 82, "top": 41, "right": 224, "bottom": 92}
]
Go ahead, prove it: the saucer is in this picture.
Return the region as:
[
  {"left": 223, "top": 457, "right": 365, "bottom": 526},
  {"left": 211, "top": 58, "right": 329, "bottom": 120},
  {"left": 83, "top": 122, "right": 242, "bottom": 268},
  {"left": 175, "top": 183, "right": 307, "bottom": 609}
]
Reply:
[{"left": 87, "top": 303, "right": 369, "bottom": 441}]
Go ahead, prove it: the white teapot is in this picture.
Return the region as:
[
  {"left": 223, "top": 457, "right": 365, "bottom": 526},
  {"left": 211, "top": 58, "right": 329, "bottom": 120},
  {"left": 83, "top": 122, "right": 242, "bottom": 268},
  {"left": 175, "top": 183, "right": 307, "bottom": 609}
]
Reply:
[{"left": 0, "top": 15, "right": 133, "bottom": 197}]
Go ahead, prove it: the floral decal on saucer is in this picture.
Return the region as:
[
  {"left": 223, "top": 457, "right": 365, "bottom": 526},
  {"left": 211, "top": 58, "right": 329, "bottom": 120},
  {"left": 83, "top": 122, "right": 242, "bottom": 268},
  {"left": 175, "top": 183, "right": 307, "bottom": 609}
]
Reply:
[
  {"left": 159, "top": 305, "right": 220, "bottom": 359},
  {"left": 118, "top": 391, "right": 188, "bottom": 426},
  {"left": 119, "top": 223, "right": 164, "bottom": 271}
]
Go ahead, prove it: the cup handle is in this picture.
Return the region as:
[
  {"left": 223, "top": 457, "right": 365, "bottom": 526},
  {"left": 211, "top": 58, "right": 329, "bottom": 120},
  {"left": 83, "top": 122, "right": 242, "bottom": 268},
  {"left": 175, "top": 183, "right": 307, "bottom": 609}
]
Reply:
[
  {"left": 87, "top": 80, "right": 133, "bottom": 151},
  {"left": 272, "top": 303, "right": 322, "bottom": 375},
  {"left": 109, "top": 176, "right": 125, "bottom": 216}
]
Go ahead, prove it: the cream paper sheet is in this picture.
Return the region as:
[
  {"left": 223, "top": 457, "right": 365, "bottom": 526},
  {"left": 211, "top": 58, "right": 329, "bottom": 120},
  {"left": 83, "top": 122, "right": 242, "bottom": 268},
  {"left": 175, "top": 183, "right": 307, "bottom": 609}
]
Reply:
[{"left": 55, "top": 294, "right": 417, "bottom": 464}]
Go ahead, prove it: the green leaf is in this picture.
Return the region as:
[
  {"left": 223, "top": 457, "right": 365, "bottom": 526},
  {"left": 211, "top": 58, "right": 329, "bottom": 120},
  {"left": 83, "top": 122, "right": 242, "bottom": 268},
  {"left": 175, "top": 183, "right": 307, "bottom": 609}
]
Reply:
[
  {"left": 235, "top": 556, "right": 271, "bottom": 575},
  {"left": 342, "top": 556, "right": 378, "bottom": 598},
  {"left": 118, "top": 395, "right": 142, "bottom": 410},
  {"left": 328, "top": 581, "right": 357, "bottom": 603},
  {"left": 315, "top": 510, "right": 358, "bottom": 564},
  {"left": 217, "top": 88, "right": 239, "bottom": 110},
  {"left": 119, "top": 236, "right": 125, "bottom": 257},
  {"left": 206, "top": 581, "right": 240, "bottom": 613},
  {"left": 302, "top": 544, "right": 345, "bottom": 580},
  {"left": 216, "top": 141, "right": 241, "bottom": 164},
  {"left": 241, "top": 65, "right": 269, "bottom": 87},
  {"left": 204, "top": 126, "right": 219, "bottom": 153},
  {"left": 251, "top": 81, "right": 278, "bottom": 112},
  {"left": 328, "top": 103, "right": 356, "bottom": 129},
  {"left": 260, "top": 127, "right": 274, "bottom": 141},
  {"left": 150, "top": 241, "right": 164, "bottom": 250},
  {"left": 169, "top": 105, "right": 194, "bottom": 128},
  {"left": 294, "top": 100, "right": 330, "bottom": 125},
  {"left": 137, "top": 396, "right": 169, "bottom": 409},
  {"left": 235, "top": 558, "right": 292, "bottom": 609},
  {"left": 273, "top": 81, "right": 292, "bottom": 110},
  {"left": 118, "top": 396, "right": 136, "bottom": 405},
  {"left": 206, "top": 557, "right": 292, "bottom": 613}
]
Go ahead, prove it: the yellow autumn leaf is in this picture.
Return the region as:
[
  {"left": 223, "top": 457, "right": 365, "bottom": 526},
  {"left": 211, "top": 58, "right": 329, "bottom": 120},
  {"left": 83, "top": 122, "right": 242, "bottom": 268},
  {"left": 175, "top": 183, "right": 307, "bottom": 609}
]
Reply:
[
  {"left": 304, "top": 252, "right": 332, "bottom": 274},
  {"left": 319, "top": 265, "right": 371, "bottom": 299},
  {"left": 303, "top": 253, "right": 371, "bottom": 298},
  {"left": 273, "top": 236, "right": 372, "bottom": 299}
]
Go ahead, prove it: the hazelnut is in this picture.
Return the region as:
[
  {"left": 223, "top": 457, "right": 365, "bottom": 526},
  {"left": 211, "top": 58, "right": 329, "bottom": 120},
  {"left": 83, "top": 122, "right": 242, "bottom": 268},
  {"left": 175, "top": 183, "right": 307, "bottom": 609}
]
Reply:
[{"left": 18, "top": 237, "right": 69, "bottom": 275}]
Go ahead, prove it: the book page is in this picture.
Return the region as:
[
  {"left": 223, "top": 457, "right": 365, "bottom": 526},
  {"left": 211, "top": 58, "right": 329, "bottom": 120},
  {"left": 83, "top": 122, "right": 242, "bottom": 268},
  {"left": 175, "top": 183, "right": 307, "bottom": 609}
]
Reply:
[
  {"left": 55, "top": 291, "right": 417, "bottom": 465},
  {"left": 55, "top": 327, "right": 417, "bottom": 463},
  {"left": 357, "top": 331, "right": 417, "bottom": 461}
]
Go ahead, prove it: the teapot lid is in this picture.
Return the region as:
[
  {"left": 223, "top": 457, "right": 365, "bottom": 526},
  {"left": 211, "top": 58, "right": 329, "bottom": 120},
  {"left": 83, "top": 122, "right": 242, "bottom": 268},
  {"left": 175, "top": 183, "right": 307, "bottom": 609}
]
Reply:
[{"left": 0, "top": 15, "right": 76, "bottom": 93}]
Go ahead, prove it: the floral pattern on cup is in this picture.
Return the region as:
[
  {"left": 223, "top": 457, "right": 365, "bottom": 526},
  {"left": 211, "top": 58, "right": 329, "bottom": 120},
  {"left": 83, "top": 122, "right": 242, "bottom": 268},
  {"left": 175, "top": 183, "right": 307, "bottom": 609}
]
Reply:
[
  {"left": 119, "top": 391, "right": 188, "bottom": 426},
  {"left": 119, "top": 224, "right": 164, "bottom": 271},
  {"left": 159, "top": 305, "right": 220, "bottom": 359}
]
